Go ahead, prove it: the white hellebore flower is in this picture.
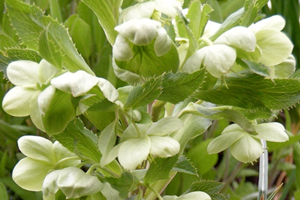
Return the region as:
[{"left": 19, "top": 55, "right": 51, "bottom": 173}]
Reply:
[
  {"left": 103, "top": 117, "right": 183, "bottom": 170},
  {"left": 43, "top": 167, "right": 103, "bottom": 199},
  {"left": 207, "top": 123, "right": 288, "bottom": 163},
  {"left": 119, "top": 0, "right": 183, "bottom": 23},
  {"left": 249, "top": 15, "right": 293, "bottom": 66},
  {"left": 183, "top": 26, "right": 256, "bottom": 78},
  {"left": 12, "top": 136, "right": 81, "bottom": 191},
  {"left": 163, "top": 191, "right": 211, "bottom": 200},
  {"left": 2, "top": 60, "right": 59, "bottom": 130},
  {"left": 113, "top": 18, "right": 172, "bottom": 61}
]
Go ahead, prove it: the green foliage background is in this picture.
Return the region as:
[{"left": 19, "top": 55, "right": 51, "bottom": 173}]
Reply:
[{"left": 0, "top": 0, "right": 300, "bottom": 199}]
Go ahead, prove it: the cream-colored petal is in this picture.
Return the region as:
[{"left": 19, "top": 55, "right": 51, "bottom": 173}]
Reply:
[
  {"left": 149, "top": 136, "right": 180, "bottom": 157},
  {"left": 57, "top": 167, "right": 103, "bottom": 198},
  {"left": 215, "top": 26, "right": 256, "bottom": 52},
  {"left": 119, "top": 1, "right": 155, "bottom": 23},
  {"left": 51, "top": 70, "right": 99, "bottom": 97},
  {"left": 250, "top": 15, "right": 285, "bottom": 33},
  {"left": 38, "top": 59, "right": 59, "bottom": 84},
  {"left": 6, "top": 60, "right": 40, "bottom": 86},
  {"left": 154, "top": 27, "right": 172, "bottom": 57},
  {"left": 256, "top": 29, "right": 293, "bottom": 66},
  {"left": 42, "top": 170, "right": 61, "bottom": 196},
  {"left": 118, "top": 136, "right": 151, "bottom": 170},
  {"left": 207, "top": 129, "right": 244, "bottom": 154},
  {"left": 115, "top": 18, "right": 161, "bottom": 45},
  {"left": 12, "top": 157, "right": 52, "bottom": 191},
  {"left": 230, "top": 134, "right": 263, "bottom": 163},
  {"left": 177, "top": 191, "right": 211, "bottom": 200},
  {"left": 97, "top": 78, "right": 119, "bottom": 102},
  {"left": 202, "top": 44, "right": 237, "bottom": 78},
  {"left": 38, "top": 85, "right": 56, "bottom": 115},
  {"left": 18, "top": 135, "right": 54, "bottom": 163},
  {"left": 2, "top": 87, "right": 37, "bottom": 116},
  {"left": 147, "top": 117, "right": 183, "bottom": 136},
  {"left": 113, "top": 34, "right": 133, "bottom": 61},
  {"left": 255, "top": 122, "right": 288, "bottom": 142}
]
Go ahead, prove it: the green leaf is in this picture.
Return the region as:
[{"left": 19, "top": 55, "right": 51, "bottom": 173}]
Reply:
[
  {"left": 187, "top": 139, "right": 218, "bottom": 175},
  {"left": 211, "top": 193, "right": 227, "bottom": 200},
  {"left": 105, "top": 172, "right": 139, "bottom": 198},
  {"left": 81, "top": 0, "right": 121, "bottom": 45},
  {"left": 65, "top": 15, "right": 92, "bottom": 59},
  {"left": 0, "top": 48, "right": 41, "bottom": 76},
  {"left": 187, "top": 1, "right": 213, "bottom": 40},
  {"left": 158, "top": 70, "right": 206, "bottom": 104},
  {"left": 124, "top": 77, "right": 162, "bottom": 109},
  {"left": 185, "top": 180, "right": 224, "bottom": 196},
  {"left": 0, "top": 120, "right": 24, "bottom": 142},
  {"left": 39, "top": 28, "right": 63, "bottom": 70},
  {"left": 241, "top": 0, "right": 269, "bottom": 26},
  {"left": 0, "top": 32, "right": 19, "bottom": 50},
  {"left": 194, "top": 73, "right": 300, "bottom": 110},
  {"left": 6, "top": 0, "right": 94, "bottom": 74},
  {"left": 42, "top": 90, "right": 76, "bottom": 135},
  {"left": 0, "top": 181, "right": 8, "bottom": 200},
  {"left": 54, "top": 118, "right": 101, "bottom": 163},
  {"left": 144, "top": 155, "right": 179, "bottom": 184},
  {"left": 173, "top": 156, "right": 198, "bottom": 176},
  {"left": 49, "top": 0, "right": 62, "bottom": 23}
]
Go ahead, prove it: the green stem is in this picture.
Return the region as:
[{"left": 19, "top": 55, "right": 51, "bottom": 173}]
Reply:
[
  {"left": 258, "top": 140, "right": 268, "bottom": 200},
  {"left": 145, "top": 183, "right": 164, "bottom": 200}
]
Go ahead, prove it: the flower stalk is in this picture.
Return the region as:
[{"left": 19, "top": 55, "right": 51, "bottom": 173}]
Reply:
[{"left": 258, "top": 139, "right": 268, "bottom": 200}]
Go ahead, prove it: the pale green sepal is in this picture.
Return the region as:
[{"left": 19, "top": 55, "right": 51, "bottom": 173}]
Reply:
[
  {"left": 154, "top": 28, "right": 172, "bottom": 57},
  {"left": 202, "top": 20, "right": 221, "bottom": 38},
  {"left": 113, "top": 35, "right": 133, "bottom": 61},
  {"left": 29, "top": 91, "right": 45, "bottom": 131},
  {"left": 163, "top": 196, "right": 177, "bottom": 200},
  {"left": 42, "top": 170, "right": 61, "bottom": 196},
  {"left": 51, "top": 70, "right": 99, "bottom": 97},
  {"left": 119, "top": 1, "right": 155, "bottom": 23},
  {"left": 236, "top": 44, "right": 262, "bottom": 63},
  {"left": 18, "top": 135, "right": 54, "bottom": 163},
  {"left": 182, "top": 50, "right": 202, "bottom": 73},
  {"left": 12, "top": 158, "right": 52, "bottom": 191},
  {"left": 149, "top": 136, "right": 180, "bottom": 157},
  {"left": 38, "top": 59, "right": 59, "bottom": 84},
  {"left": 256, "top": 29, "right": 293, "bottom": 66},
  {"left": 154, "top": 0, "right": 182, "bottom": 17},
  {"left": 2, "top": 87, "right": 37, "bottom": 116},
  {"left": 214, "top": 26, "right": 256, "bottom": 52},
  {"left": 249, "top": 15, "right": 285, "bottom": 33},
  {"left": 57, "top": 167, "right": 103, "bottom": 199},
  {"left": 115, "top": 18, "right": 161, "bottom": 45},
  {"left": 201, "top": 44, "right": 236, "bottom": 78},
  {"left": 100, "top": 144, "right": 120, "bottom": 167},
  {"left": 52, "top": 142, "right": 81, "bottom": 167},
  {"left": 100, "top": 182, "right": 122, "bottom": 200},
  {"left": 177, "top": 191, "right": 211, "bottom": 200},
  {"left": 99, "top": 121, "right": 117, "bottom": 167},
  {"left": 207, "top": 129, "right": 244, "bottom": 154},
  {"left": 118, "top": 136, "right": 151, "bottom": 170},
  {"left": 147, "top": 117, "right": 183, "bottom": 136},
  {"left": 97, "top": 78, "right": 119, "bottom": 102},
  {"left": 6, "top": 60, "right": 40, "bottom": 86},
  {"left": 38, "top": 85, "right": 56, "bottom": 115},
  {"left": 273, "top": 54, "right": 296, "bottom": 78},
  {"left": 254, "top": 122, "right": 288, "bottom": 142},
  {"left": 230, "top": 134, "right": 263, "bottom": 163}
]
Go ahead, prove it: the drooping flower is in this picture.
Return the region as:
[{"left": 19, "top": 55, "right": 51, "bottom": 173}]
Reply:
[
  {"left": 163, "top": 191, "right": 211, "bottom": 200},
  {"left": 12, "top": 136, "right": 81, "bottom": 191},
  {"left": 2, "top": 60, "right": 59, "bottom": 130},
  {"left": 119, "top": 0, "right": 183, "bottom": 23},
  {"left": 249, "top": 15, "right": 293, "bottom": 66},
  {"left": 43, "top": 167, "right": 103, "bottom": 199},
  {"left": 182, "top": 26, "right": 256, "bottom": 78},
  {"left": 207, "top": 123, "right": 288, "bottom": 163},
  {"left": 102, "top": 117, "right": 183, "bottom": 170}
]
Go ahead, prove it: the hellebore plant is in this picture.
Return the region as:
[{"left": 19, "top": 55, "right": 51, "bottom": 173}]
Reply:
[{"left": 1, "top": 0, "right": 298, "bottom": 200}]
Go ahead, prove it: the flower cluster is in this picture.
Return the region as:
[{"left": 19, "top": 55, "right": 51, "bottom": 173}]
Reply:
[
  {"left": 207, "top": 122, "right": 289, "bottom": 163},
  {"left": 182, "top": 15, "right": 294, "bottom": 78}
]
